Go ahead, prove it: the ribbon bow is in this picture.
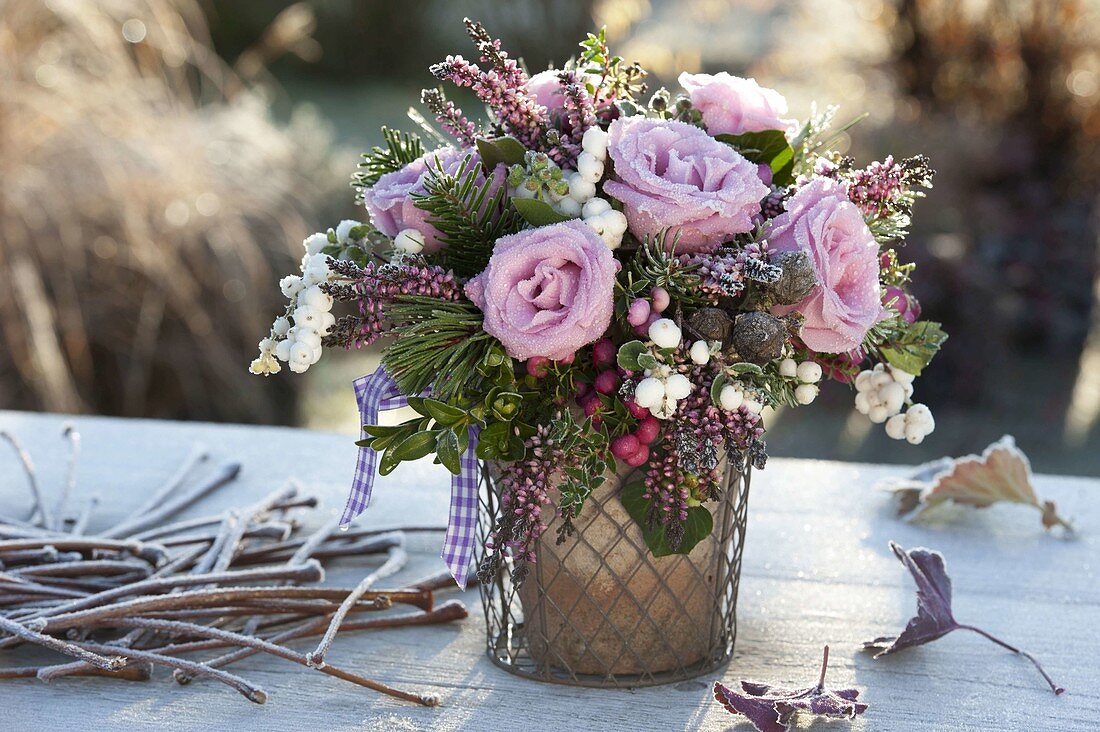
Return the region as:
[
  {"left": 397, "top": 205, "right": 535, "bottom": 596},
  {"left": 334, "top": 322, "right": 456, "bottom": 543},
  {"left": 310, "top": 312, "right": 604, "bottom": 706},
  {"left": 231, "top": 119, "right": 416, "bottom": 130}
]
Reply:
[{"left": 339, "top": 366, "right": 480, "bottom": 589}]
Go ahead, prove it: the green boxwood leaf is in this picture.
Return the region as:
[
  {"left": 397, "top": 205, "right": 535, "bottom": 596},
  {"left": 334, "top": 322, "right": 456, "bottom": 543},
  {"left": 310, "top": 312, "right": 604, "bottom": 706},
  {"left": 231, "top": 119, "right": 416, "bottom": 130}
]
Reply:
[
  {"left": 421, "top": 398, "right": 466, "bottom": 427},
  {"left": 617, "top": 340, "right": 647, "bottom": 371},
  {"left": 637, "top": 353, "right": 660, "bottom": 371},
  {"left": 436, "top": 429, "right": 462, "bottom": 475},
  {"left": 512, "top": 197, "right": 572, "bottom": 227},
  {"left": 714, "top": 130, "right": 795, "bottom": 186},
  {"left": 620, "top": 478, "right": 714, "bottom": 557},
  {"left": 391, "top": 430, "right": 439, "bottom": 463},
  {"left": 476, "top": 136, "right": 527, "bottom": 170},
  {"left": 730, "top": 362, "right": 763, "bottom": 375}
]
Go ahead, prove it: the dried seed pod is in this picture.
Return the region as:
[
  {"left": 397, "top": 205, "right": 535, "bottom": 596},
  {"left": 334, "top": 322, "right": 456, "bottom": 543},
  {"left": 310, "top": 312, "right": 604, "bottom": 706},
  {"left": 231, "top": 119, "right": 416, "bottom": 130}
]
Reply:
[
  {"left": 728, "top": 312, "right": 787, "bottom": 365},
  {"left": 768, "top": 250, "right": 817, "bottom": 305},
  {"left": 684, "top": 307, "right": 733, "bottom": 342}
]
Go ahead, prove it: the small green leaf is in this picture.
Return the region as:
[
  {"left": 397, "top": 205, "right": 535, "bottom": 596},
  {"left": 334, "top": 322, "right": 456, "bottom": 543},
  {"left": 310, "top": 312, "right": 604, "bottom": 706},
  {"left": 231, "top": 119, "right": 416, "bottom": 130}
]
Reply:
[
  {"left": 714, "top": 130, "right": 795, "bottom": 186},
  {"left": 347, "top": 224, "right": 372, "bottom": 242},
  {"left": 476, "top": 421, "right": 513, "bottom": 460},
  {"left": 617, "top": 340, "right": 647, "bottom": 371},
  {"left": 391, "top": 430, "right": 439, "bottom": 462},
  {"left": 881, "top": 321, "right": 948, "bottom": 376},
  {"left": 512, "top": 197, "right": 572, "bottom": 226},
  {"left": 730, "top": 362, "right": 764, "bottom": 375},
  {"left": 476, "top": 136, "right": 527, "bottom": 170},
  {"left": 362, "top": 424, "right": 408, "bottom": 438},
  {"left": 637, "top": 353, "right": 660, "bottom": 371},
  {"left": 421, "top": 399, "right": 466, "bottom": 427},
  {"left": 621, "top": 478, "right": 714, "bottom": 556},
  {"left": 436, "top": 430, "right": 462, "bottom": 475}
]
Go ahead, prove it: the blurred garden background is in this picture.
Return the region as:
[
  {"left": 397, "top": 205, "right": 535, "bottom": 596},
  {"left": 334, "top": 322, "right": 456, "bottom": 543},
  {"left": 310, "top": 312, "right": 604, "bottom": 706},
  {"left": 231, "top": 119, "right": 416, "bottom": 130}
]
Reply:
[{"left": 2, "top": 0, "right": 1098, "bottom": 474}]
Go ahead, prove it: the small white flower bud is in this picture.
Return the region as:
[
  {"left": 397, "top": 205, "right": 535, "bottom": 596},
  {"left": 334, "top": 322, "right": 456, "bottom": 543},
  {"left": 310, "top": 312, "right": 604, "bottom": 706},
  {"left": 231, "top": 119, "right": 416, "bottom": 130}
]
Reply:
[
  {"left": 796, "top": 361, "right": 823, "bottom": 384},
  {"left": 304, "top": 233, "right": 329, "bottom": 256},
  {"left": 719, "top": 384, "right": 744, "bottom": 411},
  {"left": 648, "top": 318, "right": 681, "bottom": 349},
  {"left": 582, "top": 197, "right": 612, "bottom": 219},
  {"left": 335, "top": 219, "right": 361, "bottom": 243},
  {"left": 634, "top": 377, "right": 666, "bottom": 408},
  {"left": 885, "top": 414, "right": 908, "bottom": 440},
  {"left": 393, "top": 228, "right": 425, "bottom": 254},
  {"left": 576, "top": 152, "right": 604, "bottom": 183},
  {"left": 279, "top": 275, "right": 304, "bottom": 299},
  {"left": 779, "top": 358, "right": 798, "bottom": 378},
  {"left": 794, "top": 383, "right": 819, "bottom": 405},
  {"left": 689, "top": 340, "right": 711, "bottom": 365},
  {"left": 665, "top": 373, "right": 692, "bottom": 400}
]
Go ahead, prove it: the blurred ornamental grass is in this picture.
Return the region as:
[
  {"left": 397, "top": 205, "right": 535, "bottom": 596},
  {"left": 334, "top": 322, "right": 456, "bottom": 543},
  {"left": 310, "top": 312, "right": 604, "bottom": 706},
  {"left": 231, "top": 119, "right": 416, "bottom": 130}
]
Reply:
[{"left": 0, "top": 0, "right": 342, "bottom": 422}]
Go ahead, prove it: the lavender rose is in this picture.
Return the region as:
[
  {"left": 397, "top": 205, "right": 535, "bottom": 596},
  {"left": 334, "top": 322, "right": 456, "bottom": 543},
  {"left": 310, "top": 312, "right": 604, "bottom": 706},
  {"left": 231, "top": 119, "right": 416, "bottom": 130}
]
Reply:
[
  {"left": 363, "top": 147, "right": 497, "bottom": 253},
  {"left": 465, "top": 220, "right": 616, "bottom": 361},
  {"left": 771, "top": 178, "right": 885, "bottom": 353},
  {"left": 678, "top": 72, "right": 792, "bottom": 136},
  {"left": 603, "top": 117, "right": 768, "bottom": 253}
]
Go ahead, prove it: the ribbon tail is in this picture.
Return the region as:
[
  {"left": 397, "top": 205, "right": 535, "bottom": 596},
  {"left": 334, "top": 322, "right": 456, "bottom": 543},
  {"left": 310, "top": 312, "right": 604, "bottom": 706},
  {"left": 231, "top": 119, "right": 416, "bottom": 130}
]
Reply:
[
  {"left": 440, "top": 428, "right": 480, "bottom": 590},
  {"left": 340, "top": 366, "right": 402, "bottom": 526}
]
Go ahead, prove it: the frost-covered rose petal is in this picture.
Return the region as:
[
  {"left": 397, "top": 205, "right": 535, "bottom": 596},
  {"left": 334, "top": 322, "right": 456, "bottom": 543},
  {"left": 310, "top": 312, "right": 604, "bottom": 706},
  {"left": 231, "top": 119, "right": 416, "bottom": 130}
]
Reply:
[
  {"left": 678, "top": 71, "right": 793, "bottom": 136},
  {"left": 526, "top": 69, "right": 599, "bottom": 114},
  {"left": 465, "top": 220, "right": 616, "bottom": 361},
  {"left": 362, "top": 147, "right": 500, "bottom": 253},
  {"left": 771, "top": 178, "right": 884, "bottom": 353},
  {"left": 603, "top": 117, "right": 768, "bottom": 253}
]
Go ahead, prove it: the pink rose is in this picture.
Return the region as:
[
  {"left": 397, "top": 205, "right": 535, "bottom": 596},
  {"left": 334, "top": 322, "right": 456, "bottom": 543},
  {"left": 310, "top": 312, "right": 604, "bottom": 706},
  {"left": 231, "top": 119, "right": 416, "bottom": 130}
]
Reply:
[
  {"left": 526, "top": 69, "right": 569, "bottom": 113},
  {"left": 771, "top": 179, "right": 884, "bottom": 353},
  {"left": 363, "top": 147, "right": 498, "bottom": 253},
  {"left": 678, "top": 72, "right": 793, "bottom": 136},
  {"left": 465, "top": 220, "right": 616, "bottom": 361},
  {"left": 603, "top": 117, "right": 768, "bottom": 253}
]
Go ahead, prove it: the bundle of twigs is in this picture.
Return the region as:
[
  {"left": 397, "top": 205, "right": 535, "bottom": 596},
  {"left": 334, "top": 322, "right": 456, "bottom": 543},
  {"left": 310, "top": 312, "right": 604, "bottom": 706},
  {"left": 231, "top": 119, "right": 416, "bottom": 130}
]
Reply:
[{"left": 0, "top": 426, "right": 468, "bottom": 706}]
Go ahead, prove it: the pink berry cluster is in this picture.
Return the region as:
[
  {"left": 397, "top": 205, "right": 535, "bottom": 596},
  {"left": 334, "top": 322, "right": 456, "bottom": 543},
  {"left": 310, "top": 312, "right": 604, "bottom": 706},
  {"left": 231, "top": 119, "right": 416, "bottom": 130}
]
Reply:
[{"left": 625, "top": 285, "right": 672, "bottom": 336}]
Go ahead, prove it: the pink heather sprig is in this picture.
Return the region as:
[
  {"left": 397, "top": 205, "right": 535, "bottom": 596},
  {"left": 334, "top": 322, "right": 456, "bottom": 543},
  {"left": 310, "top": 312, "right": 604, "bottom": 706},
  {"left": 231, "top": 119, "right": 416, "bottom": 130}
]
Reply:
[
  {"left": 420, "top": 88, "right": 479, "bottom": 146},
  {"left": 817, "top": 154, "right": 934, "bottom": 219},
  {"left": 321, "top": 260, "right": 461, "bottom": 349},
  {"left": 479, "top": 424, "right": 580, "bottom": 584},
  {"left": 551, "top": 69, "right": 598, "bottom": 164},
  {"left": 430, "top": 54, "right": 549, "bottom": 151},
  {"left": 463, "top": 17, "right": 526, "bottom": 88}
]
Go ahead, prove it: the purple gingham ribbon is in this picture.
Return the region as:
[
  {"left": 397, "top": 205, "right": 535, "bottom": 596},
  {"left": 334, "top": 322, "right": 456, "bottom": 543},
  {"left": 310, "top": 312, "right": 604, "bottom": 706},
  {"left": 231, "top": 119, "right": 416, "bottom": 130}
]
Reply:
[{"left": 339, "top": 365, "right": 480, "bottom": 589}]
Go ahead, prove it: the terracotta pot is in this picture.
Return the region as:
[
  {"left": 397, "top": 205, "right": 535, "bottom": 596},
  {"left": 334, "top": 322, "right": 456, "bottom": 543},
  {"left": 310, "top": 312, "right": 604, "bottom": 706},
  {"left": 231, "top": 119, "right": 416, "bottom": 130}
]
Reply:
[{"left": 510, "top": 462, "right": 746, "bottom": 679}]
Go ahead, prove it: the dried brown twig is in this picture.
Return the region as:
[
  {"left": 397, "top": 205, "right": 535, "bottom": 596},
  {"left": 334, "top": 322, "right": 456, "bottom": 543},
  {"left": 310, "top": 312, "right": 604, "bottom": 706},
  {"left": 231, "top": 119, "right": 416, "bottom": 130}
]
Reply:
[{"left": 0, "top": 433, "right": 465, "bottom": 706}]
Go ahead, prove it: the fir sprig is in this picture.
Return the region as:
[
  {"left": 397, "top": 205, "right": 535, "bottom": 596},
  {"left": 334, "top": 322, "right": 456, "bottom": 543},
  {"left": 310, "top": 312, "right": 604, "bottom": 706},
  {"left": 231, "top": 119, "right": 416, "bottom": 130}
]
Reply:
[
  {"left": 624, "top": 232, "right": 710, "bottom": 306},
  {"left": 412, "top": 153, "right": 522, "bottom": 278},
  {"left": 352, "top": 127, "right": 425, "bottom": 196},
  {"left": 382, "top": 296, "right": 497, "bottom": 403}
]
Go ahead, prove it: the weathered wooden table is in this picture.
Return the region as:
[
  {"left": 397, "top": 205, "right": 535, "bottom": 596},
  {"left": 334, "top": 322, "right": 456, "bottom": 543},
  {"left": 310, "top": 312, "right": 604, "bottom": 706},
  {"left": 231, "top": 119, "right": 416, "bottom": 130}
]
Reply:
[{"left": 0, "top": 410, "right": 1095, "bottom": 731}]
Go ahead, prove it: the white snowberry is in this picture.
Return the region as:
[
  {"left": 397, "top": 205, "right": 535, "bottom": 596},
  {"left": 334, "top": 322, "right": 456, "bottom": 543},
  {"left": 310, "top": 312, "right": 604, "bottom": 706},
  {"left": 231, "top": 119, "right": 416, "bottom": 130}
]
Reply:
[
  {"left": 743, "top": 397, "right": 764, "bottom": 414},
  {"left": 299, "top": 286, "right": 332, "bottom": 312},
  {"left": 567, "top": 172, "right": 596, "bottom": 202},
  {"left": 557, "top": 197, "right": 582, "bottom": 217},
  {"left": 794, "top": 383, "right": 819, "bottom": 405},
  {"left": 274, "top": 339, "right": 292, "bottom": 362},
  {"left": 885, "top": 414, "right": 907, "bottom": 440},
  {"left": 664, "top": 373, "right": 692, "bottom": 400},
  {"left": 779, "top": 358, "right": 798, "bottom": 378},
  {"left": 868, "top": 404, "right": 890, "bottom": 424},
  {"left": 719, "top": 384, "right": 744, "bottom": 411},
  {"left": 888, "top": 365, "right": 916, "bottom": 385},
  {"left": 581, "top": 126, "right": 609, "bottom": 160},
  {"left": 796, "top": 361, "right": 823, "bottom": 384},
  {"left": 648, "top": 318, "right": 681, "bottom": 349},
  {"left": 394, "top": 228, "right": 425, "bottom": 254},
  {"left": 689, "top": 340, "right": 711, "bottom": 365},
  {"left": 273, "top": 316, "right": 291, "bottom": 336},
  {"left": 879, "top": 381, "right": 906, "bottom": 414},
  {"left": 294, "top": 328, "right": 322, "bottom": 350},
  {"left": 582, "top": 197, "right": 612, "bottom": 219},
  {"left": 335, "top": 219, "right": 361, "bottom": 243},
  {"left": 634, "top": 377, "right": 666, "bottom": 409},
  {"left": 576, "top": 152, "right": 604, "bottom": 183}
]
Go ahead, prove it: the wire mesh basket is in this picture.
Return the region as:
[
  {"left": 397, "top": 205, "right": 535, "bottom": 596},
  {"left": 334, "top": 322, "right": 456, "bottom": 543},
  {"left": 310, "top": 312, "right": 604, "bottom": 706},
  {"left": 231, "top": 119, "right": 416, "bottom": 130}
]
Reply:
[{"left": 476, "top": 459, "right": 752, "bottom": 688}]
